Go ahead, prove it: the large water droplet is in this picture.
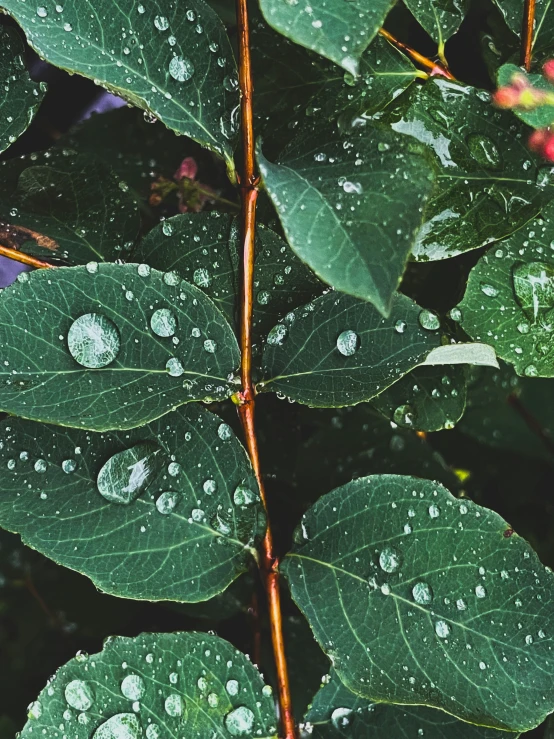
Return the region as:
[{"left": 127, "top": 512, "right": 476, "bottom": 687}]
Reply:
[
  {"left": 67, "top": 314, "right": 120, "bottom": 368},
  {"left": 156, "top": 491, "right": 179, "bottom": 514},
  {"left": 151, "top": 309, "right": 177, "bottom": 337},
  {"left": 92, "top": 713, "right": 140, "bottom": 739},
  {"left": 224, "top": 706, "right": 255, "bottom": 736},
  {"left": 121, "top": 675, "right": 145, "bottom": 701},
  {"left": 466, "top": 133, "right": 502, "bottom": 169},
  {"left": 146, "top": 725, "right": 161, "bottom": 739},
  {"left": 434, "top": 620, "right": 450, "bottom": 638},
  {"left": 412, "top": 582, "right": 433, "bottom": 605},
  {"left": 418, "top": 310, "right": 440, "bottom": 331},
  {"left": 164, "top": 694, "right": 184, "bottom": 717},
  {"left": 513, "top": 261, "right": 554, "bottom": 320},
  {"left": 169, "top": 56, "right": 195, "bottom": 82},
  {"left": 336, "top": 329, "right": 359, "bottom": 356},
  {"left": 379, "top": 546, "right": 401, "bottom": 573},
  {"left": 226, "top": 679, "right": 239, "bottom": 696},
  {"left": 97, "top": 443, "right": 160, "bottom": 505},
  {"left": 65, "top": 680, "right": 94, "bottom": 711},
  {"left": 166, "top": 357, "right": 184, "bottom": 376},
  {"left": 154, "top": 15, "right": 169, "bottom": 30}
]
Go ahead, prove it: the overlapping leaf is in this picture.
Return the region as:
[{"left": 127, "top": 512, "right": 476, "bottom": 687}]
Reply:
[
  {"left": 258, "top": 127, "right": 435, "bottom": 315},
  {"left": 305, "top": 670, "right": 514, "bottom": 738},
  {"left": 21, "top": 632, "right": 277, "bottom": 738},
  {"left": 283, "top": 474, "right": 554, "bottom": 732},
  {"left": 384, "top": 78, "right": 554, "bottom": 261},
  {"left": 257, "top": 0, "right": 396, "bottom": 75},
  {"left": 0, "top": 150, "right": 140, "bottom": 264},
  {"left": 0, "top": 406, "right": 264, "bottom": 601},
  {"left": 404, "top": 0, "right": 470, "bottom": 47},
  {"left": 492, "top": 0, "right": 554, "bottom": 63},
  {"left": 0, "top": 27, "right": 46, "bottom": 155},
  {"left": 457, "top": 204, "right": 554, "bottom": 377},
  {"left": 0, "top": 0, "right": 239, "bottom": 166},
  {"left": 259, "top": 291, "right": 444, "bottom": 406},
  {"left": 0, "top": 263, "right": 239, "bottom": 430}
]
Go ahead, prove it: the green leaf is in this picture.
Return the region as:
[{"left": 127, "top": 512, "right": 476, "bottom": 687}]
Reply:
[
  {"left": 259, "top": 291, "right": 443, "bottom": 406},
  {"left": 497, "top": 64, "right": 554, "bottom": 129},
  {"left": 0, "top": 263, "right": 239, "bottom": 431},
  {"left": 20, "top": 631, "right": 277, "bottom": 738},
  {"left": 404, "top": 0, "right": 470, "bottom": 47},
  {"left": 257, "top": 127, "right": 435, "bottom": 315},
  {"left": 491, "top": 0, "right": 554, "bottom": 64},
  {"left": 0, "top": 27, "right": 45, "bottom": 155},
  {"left": 304, "top": 670, "right": 514, "bottom": 738},
  {"left": 373, "top": 364, "right": 468, "bottom": 432},
  {"left": 257, "top": 0, "right": 396, "bottom": 75},
  {"left": 283, "top": 474, "right": 554, "bottom": 732},
  {"left": 0, "top": 150, "right": 141, "bottom": 264},
  {"left": 136, "top": 212, "right": 323, "bottom": 341},
  {"left": 459, "top": 364, "right": 554, "bottom": 463},
  {"left": 0, "top": 405, "right": 264, "bottom": 601},
  {"left": 0, "top": 0, "right": 239, "bottom": 167},
  {"left": 457, "top": 204, "right": 554, "bottom": 378},
  {"left": 384, "top": 78, "right": 554, "bottom": 261}
]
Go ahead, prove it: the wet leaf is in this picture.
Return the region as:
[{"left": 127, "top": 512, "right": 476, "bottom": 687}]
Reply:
[
  {"left": 259, "top": 291, "right": 443, "bottom": 406},
  {"left": 492, "top": 0, "right": 554, "bottom": 63},
  {"left": 0, "top": 0, "right": 238, "bottom": 166},
  {"left": 283, "top": 474, "right": 554, "bottom": 732},
  {"left": 373, "top": 364, "right": 468, "bottom": 432},
  {"left": 384, "top": 78, "right": 554, "bottom": 261},
  {"left": 457, "top": 204, "right": 554, "bottom": 378},
  {"left": 257, "top": 0, "right": 396, "bottom": 75},
  {"left": 257, "top": 127, "right": 435, "bottom": 316},
  {"left": 0, "top": 150, "right": 140, "bottom": 264},
  {"left": 0, "top": 405, "right": 264, "bottom": 601},
  {"left": 0, "top": 263, "right": 239, "bottom": 431},
  {"left": 0, "top": 27, "right": 46, "bottom": 155},
  {"left": 20, "top": 632, "right": 277, "bottom": 738},
  {"left": 304, "top": 669, "right": 515, "bottom": 738},
  {"left": 404, "top": 0, "right": 470, "bottom": 46}
]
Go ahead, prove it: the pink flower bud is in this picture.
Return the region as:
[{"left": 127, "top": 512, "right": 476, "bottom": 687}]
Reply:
[
  {"left": 492, "top": 86, "right": 520, "bottom": 108},
  {"left": 543, "top": 59, "right": 554, "bottom": 83},
  {"left": 543, "top": 134, "right": 554, "bottom": 161},
  {"left": 174, "top": 157, "right": 198, "bottom": 182},
  {"left": 528, "top": 128, "right": 550, "bottom": 152}
]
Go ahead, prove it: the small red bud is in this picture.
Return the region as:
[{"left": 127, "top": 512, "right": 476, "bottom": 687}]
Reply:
[
  {"left": 528, "top": 128, "right": 550, "bottom": 152},
  {"left": 492, "top": 87, "right": 520, "bottom": 108},
  {"left": 543, "top": 59, "right": 554, "bottom": 83},
  {"left": 510, "top": 71, "right": 530, "bottom": 89},
  {"left": 543, "top": 134, "right": 554, "bottom": 161}
]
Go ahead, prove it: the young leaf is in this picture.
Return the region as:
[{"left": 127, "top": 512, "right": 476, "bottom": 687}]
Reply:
[
  {"left": 384, "top": 78, "right": 554, "bottom": 261},
  {"left": 0, "top": 150, "right": 140, "bottom": 264},
  {"left": 304, "top": 670, "right": 515, "bottom": 738},
  {"left": 0, "top": 263, "right": 239, "bottom": 430},
  {"left": 403, "top": 0, "right": 470, "bottom": 47},
  {"left": 257, "top": 128, "right": 435, "bottom": 316},
  {"left": 136, "top": 213, "right": 323, "bottom": 340},
  {"left": 0, "top": 405, "right": 264, "bottom": 601},
  {"left": 0, "top": 27, "right": 46, "bottom": 155},
  {"left": 257, "top": 0, "right": 396, "bottom": 75},
  {"left": 259, "top": 291, "right": 443, "bottom": 406},
  {"left": 456, "top": 205, "right": 554, "bottom": 378},
  {"left": 283, "top": 474, "right": 554, "bottom": 732},
  {"left": 0, "top": 0, "right": 239, "bottom": 167},
  {"left": 373, "top": 364, "right": 468, "bottom": 432},
  {"left": 20, "top": 631, "right": 277, "bottom": 738}
]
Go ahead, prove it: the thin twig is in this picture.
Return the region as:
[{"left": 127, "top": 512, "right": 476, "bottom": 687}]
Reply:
[
  {"left": 379, "top": 28, "right": 455, "bottom": 80},
  {"left": 521, "top": 0, "right": 536, "bottom": 71},
  {"left": 0, "top": 243, "right": 54, "bottom": 270},
  {"left": 234, "top": 0, "right": 296, "bottom": 736}
]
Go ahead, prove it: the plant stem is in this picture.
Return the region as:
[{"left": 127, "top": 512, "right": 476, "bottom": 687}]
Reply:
[
  {"left": 521, "top": 0, "right": 536, "bottom": 71},
  {"left": 0, "top": 243, "right": 54, "bottom": 270},
  {"left": 234, "top": 1, "right": 296, "bottom": 737},
  {"left": 379, "top": 28, "right": 455, "bottom": 80}
]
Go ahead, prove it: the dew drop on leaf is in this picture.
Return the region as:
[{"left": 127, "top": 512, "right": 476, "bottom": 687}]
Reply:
[
  {"left": 166, "top": 357, "right": 184, "bottom": 377},
  {"left": 217, "top": 423, "right": 232, "bottom": 441},
  {"left": 96, "top": 442, "right": 160, "bottom": 505},
  {"left": 475, "top": 585, "right": 487, "bottom": 599},
  {"left": 226, "top": 679, "right": 239, "bottom": 696},
  {"left": 154, "top": 15, "right": 169, "bottom": 31},
  {"left": 512, "top": 261, "right": 554, "bottom": 319},
  {"left": 67, "top": 313, "right": 121, "bottom": 369},
  {"left": 336, "top": 329, "right": 359, "bottom": 356},
  {"left": 64, "top": 679, "right": 94, "bottom": 711},
  {"left": 434, "top": 620, "right": 451, "bottom": 638},
  {"left": 62, "top": 459, "right": 77, "bottom": 474},
  {"left": 233, "top": 485, "right": 257, "bottom": 506},
  {"left": 267, "top": 324, "right": 288, "bottom": 346},
  {"left": 224, "top": 706, "right": 255, "bottom": 736},
  {"left": 150, "top": 308, "right": 177, "bottom": 337},
  {"left": 164, "top": 694, "right": 184, "bottom": 717},
  {"left": 169, "top": 56, "right": 195, "bottom": 82},
  {"left": 418, "top": 310, "right": 440, "bottom": 331},
  {"left": 412, "top": 582, "right": 433, "bottom": 605},
  {"left": 466, "top": 133, "right": 502, "bottom": 169},
  {"left": 146, "top": 725, "right": 161, "bottom": 739},
  {"left": 379, "top": 546, "right": 401, "bottom": 573},
  {"left": 92, "top": 713, "right": 140, "bottom": 739},
  {"left": 393, "top": 404, "right": 415, "bottom": 427},
  {"left": 428, "top": 504, "right": 441, "bottom": 518},
  {"left": 331, "top": 707, "right": 353, "bottom": 729},
  {"left": 156, "top": 491, "right": 179, "bottom": 514},
  {"left": 193, "top": 267, "right": 211, "bottom": 287},
  {"left": 120, "top": 674, "right": 145, "bottom": 701}
]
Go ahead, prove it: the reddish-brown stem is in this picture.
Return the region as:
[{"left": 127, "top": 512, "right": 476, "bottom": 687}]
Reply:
[
  {"left": 379, "top": 28, "right": 455, "bottom": 80},
  {"left": 521, "top": 0, "right": 536, "bottom": 71},
  {"left": 0, "top": 243, "right": 54, "bottom": 270},
  {"left": 234, "top": 0, "right": 296, "bottom": 737}
]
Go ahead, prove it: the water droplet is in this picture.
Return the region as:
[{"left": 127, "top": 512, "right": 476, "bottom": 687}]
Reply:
[
  {"left": 336, "top": 329, "right": 359, "bottom": 356},
  {"left": 449, "top": 307, "right": 462, "bottom": 322},
  {"left": 379, "top": 546, "right": 401, "bottom": 573},
  {"left": 92, "top": 713, "right": 140, "bottom": 739},
  {"left": 207, "top": 692, "right": 219, "bottom": 707},
  {"left": 456, "top": 598, "right": 467, "bottom": 610},
  {"left": 418, "top": 310, "right": 440, "bottom": 331},
  {"left": 62, "top": 459, "right": 77, "bottom": 474},
  {"left": 434, "top": 620, "right": 450, "bottom": 638},
  {"left": 217, "top": 423, "right": 232, "bottom": 441},
  {"left": 393, "top": 404, "right": 415, "bottom": 427},
  {"left": 96, "top": 443, "right": 160, "bottom": 505},
  {"left": 233, "top": 484, "right": 257, "bottom": 506},
  {"left": 121, "top": 675, "right": 145, "bottom": 701},
  {"left": 154, "top": 15, "right": 169, "bottom": 31},
  {"left": 164, "top": 694, "right": 184, "bottom": 717},
  {"left": 428, "top": 504, "right": 441, "bottom": 518},
  {"left": 331, "top": 707, "right": 353, "bottom": 729},
  {"left": 168, "top": 462, "right": 181, "bottom": 477},
  {"left": 169, "top": 56, "right": 195, "bottom": 82},
  {"left": 193, "top": 267, "right": 211, "bottom": 287},
  {"left": 224, "top": 706, "right": 255, "bottom": 736},
  {"left": 203, "top": 339, "right": 217, "bottom": 353},
  {"left": 156, "top": 491, "right": 179, "bottom": 514},
  {"left": 67, "top": 314, "right": 120, "bottom": 368},
  {"left": 163, "top": 270, "right": 180, "bottom": 286},
  {"left": 28, "top": 701, "right": 42, "bottom": 720},
  {"left": 394, "top": 320, "right": 406, "bottom": 334},
  {"left": 475, "top": 585, "right": 487, "bottom": 598},
  {"left": 34, "top": 458, "right": 47, "bottom": 473},
  {"left": 150, "top": 308, "right": 177, "bottom": 337},
  {"left": 37, "top": 6, "right": 47, "bottom": 17},
  {"left": 146, "top": 725, "right": 161, "bottom": 739},
  {"left": 480, "top": 283, "right": 498, "bottom": 298},
  {"left": 466, "top": 133, "right": 502, "bottom": 169},
  {"left": 226, "top": 679, "right": 239, "bottom": 696},
  {"left": 65, "top": 680, "right": 94, "bottom": 711},
  {"left": 342, "top": 181, "right": 363, "bottom": 195},
  {"left": 166, "top": 357, "right": 184, "bottom": 377},
  {"left": 513, "top": 261, "right": 554, "bottom": 319},
  {"left": 412, "top": 582, "right": 433, "bottom": 605},
  {"left": 138, "top": 264, "right": 151, "bottom": 278},
  {"left": 86, "top": 261, "right": 98, "bottom": 274},
  {"left": 267, "top": 324, "right": 288, "bottom": 346}
]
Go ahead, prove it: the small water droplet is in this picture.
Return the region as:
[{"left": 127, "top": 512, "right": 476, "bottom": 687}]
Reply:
[
  {"left": 150, "top": 308, "right": 177, "bottom": 337},
  {"left": 224, "top": 706, "right": 255, "bottom": 736},
  {"left": 169, "top": 56, "right": 195, "bottom": 82},
  {"left": 67, "top": 314, "right": 120, "bottom": 368},
  {"left": 233, "top": 484, "right": 257, "bottom": 506},
  {"left": 394, "top": 320, "right": 406, "bottom": 334},
  {"left": 226, "top": 679, "right": 239, "bottom": 697},
  {"left": 434, "top": 620, "right": 450, "bottom": 638},
  {"left": 203, "top": 339, "right": 217, "bottom": 353},
  {"left": 393, "top": 404, "right": 415, "bottom": 427},
  {"left": 336, "top": 329, "right": 359, "bottom": 356},
  {"left": 267, "top": 324, "right": 288, "bottom": 346},
  {"left": 466, "top": 133, "right": 502, "bottom": 169},
  {"left": 428, "top": 504, "right": 440, "bottom": 518},
  {"left": 37, "top": 6, "right": 48, "bottom": 16},
  {"left": 156, "top": 491, "right": 179, "bottom": 514},
  {"left": 513, "top": 261, "right": 554, "bottom": 320},
  {"left": 217, "top": 423, "right": 232, "bottom": 441},
  {"left": 412, "top": 582, "right": 433, "bottom": 605},
  {"left": 62, "top": 459, "right": 77, "bottom": 474},
  {"left": 166, "top": 357, "right": 184, "bottom": 376},
  {"left": 475, "top": 585, "right": 487, "bottom": 598},
  {"left": 154, "top": 15, "right": 169, "bottom": 30},
  {"left": 331, "top": 707, "right": 353, "bottom": 729},
  {"left": 65, "top": 680, "right": 94, "bottom": 711},
  {"left": 164, "top": 694, "right": 184, "bottom": 717},
  {"left": 379, "top": 546, "right": 401, "bottom": 573},
  {"left": 121, "top": 675, "right": 145, "bottom": 701}
]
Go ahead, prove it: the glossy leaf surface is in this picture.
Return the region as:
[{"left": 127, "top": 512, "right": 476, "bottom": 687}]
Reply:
[
  {"left": 492, "top": 0, "right": 554, "bottom": 62},
  {"left": 20, "top": 632, "right": 277, "bottom": 738},
  {"left": 404, "top": 0, "right": 470, "bottom": 46},
  {"left": 283, "top": 474, "right": 554, "bottom": 731},
  {"left": 0, "top": 406, "right": 264, "bottom": 601},
  {"left": 0, "top": 264, "right": 239, "bottom": 430}
]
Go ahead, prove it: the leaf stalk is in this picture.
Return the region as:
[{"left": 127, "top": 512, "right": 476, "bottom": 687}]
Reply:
[
  {"left": 0, "top": 243, "right": 54, "bottom": 270},
  {"left": 521, "top": 0, "right": 536, "bottom": 71}
]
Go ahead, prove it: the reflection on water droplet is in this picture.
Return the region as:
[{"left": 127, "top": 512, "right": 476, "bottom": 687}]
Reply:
[
  {"left": 225, "top": 706, "right": 255, "bottom": 736},
  {"left": 379, "top": 546, "right": 401, "bottom": 573},
  {"left": 393, "top": 404, "right": 415, "bottom": 428},
  {"left": 412, "top": 581, "right": 433, "bottom": 604},
  {"left": 62, "top": 459, "right": 77, "bottom": 474},
  {"left": 166, "top": 357, "right": 184, "bottom": 376},
  {"left": 434, "top": 620, "right": 450, "bottom": 638},
  {"left": 156, "top": 491, "right": 179, "bottom": 514},
  {"left": 65, "top": 680, "right": 94, "bottom": 711},
  {"left": 121, "top": 675, "right": 145, "bottom": 701},
  {"left": 154, "top": 15, "right": 169, "bottom": 30},
  {"left": 97, "top": 442, "right": 160, "bottom": 505},
  {"left": 418, "top": 310, "right": 440, "bottom": 331},
  {"left": 233, "top": 484, "right": 257, "bottom": 506},
  {"left": 218, "top": 423, "right": 232, "bottom": 441},
  {"left": 466, "top": 133, "right": 502, "bottom": 169},
  {"left": 169, "top": 56, "right": 195, "bottom": 82},
  {"left": 164, "top": 694, "right": 184, "bottom": 717},
  {"left": 513, "top": 261, "right": 554, "bottom": 320},
  {"left": 267, "top": 324, "right": 288, "bottom": 346},
  {"left": 92, "top": 713, "right": 140, "bottom": 739},
  {"left": 331, "top": 707, "right": 353, "bottom": 729},
  {"left": 151, "top": 309, "right": 177, "bottom": 337},
  {"left": 336, "top": 330, "right": 359, "bottom": 356},
  {"left": 193, "top": 267, "right": 211, "bottom": 287},
  {"left": 226, "top": 679, "right": 239, "bottom": 696},
  {"left": 428, "top": 504, "right": 440, "bottom": 518},
  {"left": 67, "top": 314, "right": 120, "bottom": 368}
]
